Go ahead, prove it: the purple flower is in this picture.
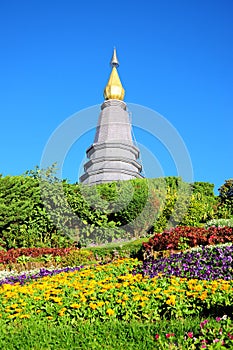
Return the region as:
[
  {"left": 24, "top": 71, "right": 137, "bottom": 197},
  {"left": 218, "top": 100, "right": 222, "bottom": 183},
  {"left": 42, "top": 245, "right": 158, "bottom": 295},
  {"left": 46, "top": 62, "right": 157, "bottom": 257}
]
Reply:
[
  {"left": 133, "top": 244, "right": 233, "bottom": 281},
  {"left": 0, "top": 265, "right": 84, "bottom": 286}
]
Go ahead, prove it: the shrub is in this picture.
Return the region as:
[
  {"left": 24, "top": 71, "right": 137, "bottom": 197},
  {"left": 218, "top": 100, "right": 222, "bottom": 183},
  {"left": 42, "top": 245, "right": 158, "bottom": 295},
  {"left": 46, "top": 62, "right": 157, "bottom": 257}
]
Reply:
[
  {"left": 217, "top": 179, "right": 233, "bottom": 218},
  {"left": 153, "top": 179, "right": 217, "bottom": 232},
  {"left": 60, "top": 249, "right": 95, "bottom": 266}
]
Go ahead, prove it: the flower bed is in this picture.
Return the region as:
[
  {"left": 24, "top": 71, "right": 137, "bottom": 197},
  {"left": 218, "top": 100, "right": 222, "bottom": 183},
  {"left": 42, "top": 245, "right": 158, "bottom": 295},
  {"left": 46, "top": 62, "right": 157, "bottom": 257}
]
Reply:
[
  {"left": 0, "top": 257, "right": 233, "bottom": 322},
  {"left": 133, "top": 244, "right": 233, "bottom": 280},
  {"left": 0, "top": 265, "right": 84, "bottom": 285},
  {"left": 0, "top": 255, "right": 233, "bottom": 348},
  {"left": 0, "top": 247, "right": 74, "bottom": 264},
  {"left": 143, "top": 226, "right": 233, "bottom": 258}
]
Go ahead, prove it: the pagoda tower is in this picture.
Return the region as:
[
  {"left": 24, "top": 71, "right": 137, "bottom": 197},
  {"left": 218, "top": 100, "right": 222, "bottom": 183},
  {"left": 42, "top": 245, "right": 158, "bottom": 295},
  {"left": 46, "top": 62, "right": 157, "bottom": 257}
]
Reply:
[{"left": 79, "top": 49, "right": 143, "bottom": 185}]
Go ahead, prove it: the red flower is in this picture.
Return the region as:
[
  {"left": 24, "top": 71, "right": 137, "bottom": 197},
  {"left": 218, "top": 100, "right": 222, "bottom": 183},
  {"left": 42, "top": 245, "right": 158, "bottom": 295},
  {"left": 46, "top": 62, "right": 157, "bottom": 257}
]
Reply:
[
  {"left": 166, "top": 333, "right": 175, "bottom": 338},
  {"left": 187, "top": 332, "right": 193, "bottom": 338},
  {"left": 155, "top": 334, "right": 159, "bottom": 340},
  {"left": 200, "top": 320, "right": 209, "bottom": 329}
]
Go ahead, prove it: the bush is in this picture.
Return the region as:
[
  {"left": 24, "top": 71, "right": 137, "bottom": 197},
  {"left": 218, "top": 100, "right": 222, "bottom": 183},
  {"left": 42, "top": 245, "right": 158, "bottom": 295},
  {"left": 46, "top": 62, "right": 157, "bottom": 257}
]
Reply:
[
  {"left": 153, "top": 179, "right": 217, "bottom": 232},
  {"left": 60, "top": 249, "right": 95, "bottom": 266},
  {"left": 217, "top": 179, "right": 233, "bottom": 218}
]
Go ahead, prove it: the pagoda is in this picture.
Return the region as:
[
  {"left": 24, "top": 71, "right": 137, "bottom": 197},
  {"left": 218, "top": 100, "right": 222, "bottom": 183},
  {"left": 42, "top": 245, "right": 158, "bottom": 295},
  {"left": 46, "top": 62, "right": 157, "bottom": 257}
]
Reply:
[{"left": 79, "top": 49, "right": 143, "bottom": 185}]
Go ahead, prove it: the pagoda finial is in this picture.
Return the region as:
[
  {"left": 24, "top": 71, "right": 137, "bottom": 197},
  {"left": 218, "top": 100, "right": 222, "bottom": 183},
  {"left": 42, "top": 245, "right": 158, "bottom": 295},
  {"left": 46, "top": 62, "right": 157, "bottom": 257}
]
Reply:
[
  {"left": 110, "top": 47, "right": 119, "bottom": 68},
  {"left": 104, "top": 48, "right": 125, "bottom": 100}
]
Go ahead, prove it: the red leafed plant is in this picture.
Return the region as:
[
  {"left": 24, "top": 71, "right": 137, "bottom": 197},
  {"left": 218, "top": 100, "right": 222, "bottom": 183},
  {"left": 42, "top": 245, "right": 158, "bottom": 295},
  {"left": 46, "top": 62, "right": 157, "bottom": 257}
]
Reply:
[
  {"left": 142, "top": 226, "right": 233, "bottom": 258},
  {"left": 0, "top": 247, "right": 75, "bottom": 265}
]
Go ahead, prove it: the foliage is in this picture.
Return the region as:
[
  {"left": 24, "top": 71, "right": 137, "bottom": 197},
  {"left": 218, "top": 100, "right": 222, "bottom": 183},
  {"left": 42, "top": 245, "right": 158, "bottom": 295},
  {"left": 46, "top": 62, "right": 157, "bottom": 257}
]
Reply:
[
  {"left": 153, "top": 179, "right": 217, "bottom": 232},
  {"left": 0, "top": 167, "right": 72, "bottom": 249},
  {"left": 0, "top": 166, "right": 221, "bottom": 248},
  {"left": 0, "top": 247, "right": 73, "bottom": 265},
  {"left": 111, "top": 178, "right": 164, "bottom": 237},
  {"left": 180, "top": 182, "right": 217, "bottom": 226},
  {"left": 206, "top": 218, "right": 233, "bottom": 228},
  {"left": 217, "top": 179, "right": 233, "bottom": 218},
  {"left": 142, "top": 226, "right": 233, "bottom": 257},
  {"left": 0, "top": 317, "right": 233, "bottom": 350},
  {"left": 59, "top": 249, "right": 95, "bottom": 267},
  {"left": 88, "top": 238, "right": 146, "bottom": 262}
]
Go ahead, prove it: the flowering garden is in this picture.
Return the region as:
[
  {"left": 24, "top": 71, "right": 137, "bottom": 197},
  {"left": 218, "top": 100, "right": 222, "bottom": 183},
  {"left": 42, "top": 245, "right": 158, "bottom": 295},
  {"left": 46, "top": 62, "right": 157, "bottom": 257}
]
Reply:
[
  {"left": 0, "top": 226, "right": 232, "bottom": 348},
  {"left": 0, "top": 174, "right": 232, "bottom": 348}
]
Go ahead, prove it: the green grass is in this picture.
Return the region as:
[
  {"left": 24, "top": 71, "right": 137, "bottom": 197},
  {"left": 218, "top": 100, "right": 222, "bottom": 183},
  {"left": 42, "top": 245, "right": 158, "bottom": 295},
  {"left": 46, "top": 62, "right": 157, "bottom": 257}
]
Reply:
[{"left": 0, "top": 316, "right": 203, "bottom": 350}]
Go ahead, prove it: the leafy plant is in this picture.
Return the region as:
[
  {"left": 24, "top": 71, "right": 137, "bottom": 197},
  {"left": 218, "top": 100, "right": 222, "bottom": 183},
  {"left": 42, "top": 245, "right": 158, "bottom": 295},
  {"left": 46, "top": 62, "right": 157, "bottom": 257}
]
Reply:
[
  {"left": 206, "top": 218, "right": 233, "bottom": 228},
  {"left": 16, "top": 255, "right": 30, "bottom": 264},
  {"left": 217, "top": 179, "right": 233, "bottom": 218},
  {"left": 142, "top": 226, "right": 233, "bottom": 258}
]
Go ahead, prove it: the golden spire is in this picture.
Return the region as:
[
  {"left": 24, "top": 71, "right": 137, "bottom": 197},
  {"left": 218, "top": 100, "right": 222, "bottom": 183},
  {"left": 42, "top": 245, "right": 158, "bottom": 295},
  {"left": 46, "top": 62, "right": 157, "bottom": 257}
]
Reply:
[{"left": 104, "top": 48, "right": 125, "bottom": 100}]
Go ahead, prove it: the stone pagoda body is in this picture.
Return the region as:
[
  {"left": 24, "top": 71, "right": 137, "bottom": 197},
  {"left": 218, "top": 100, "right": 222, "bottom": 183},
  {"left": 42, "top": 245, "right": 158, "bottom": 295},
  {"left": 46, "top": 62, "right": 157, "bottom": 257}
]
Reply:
[{"left": 79, "top": 49, "right": 143, "bottom": 185}]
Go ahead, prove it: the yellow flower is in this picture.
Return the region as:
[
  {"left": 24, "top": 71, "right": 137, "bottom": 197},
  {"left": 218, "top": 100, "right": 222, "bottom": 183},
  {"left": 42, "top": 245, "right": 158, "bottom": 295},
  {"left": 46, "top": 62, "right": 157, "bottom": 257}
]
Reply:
[
  {"left": 19, "top": 314, "right": 30, "bottom": 319},
  {"left": 15, "top": 308, "right": 23, "bottom": 313},
  {"left": 50, "top": 297, "right": 62, "bottom": 303},
  {"left": 47, "top": 316, "right": 53, "bottom": 320},
  {"left": 199, "top": 291, "right": 207, "bottom": 301},
  {"left": 70, "top": 303, "right": 81, "bottom": 309},
  {"left": 221, "top": 284, "right": 230, "bottom": 291},
  {"left": 166, "top": 295, "right": 176, "bottom": 306},
  {"left": 80, "top": 297, "right": 87, "bottom": 303},
  {"left": 20, "top": 302, "right": 27, "bottom": 306},
  {"left": 10, "top": 303, "right": 18, "bottom": 308},
  {"left": 106, "top": 308, "right": 114, "bottom": 316},
  {"left": 116, "top": 299, "right": 123, "bottom": 304},
  {"left": 89, "top": 303, "right": 97, "bottom": 310},
  {"left": 58, "top": 307, "right": 67, "bottom": 316},
  {"left": 97, "top": 301, "right": 105, "bottom": 307},
  {"left": 122, "top": 282, "right": 129, "bottom": 287},
  {"left": 194, "top": 285, "right": 203, "bottom": 292}
]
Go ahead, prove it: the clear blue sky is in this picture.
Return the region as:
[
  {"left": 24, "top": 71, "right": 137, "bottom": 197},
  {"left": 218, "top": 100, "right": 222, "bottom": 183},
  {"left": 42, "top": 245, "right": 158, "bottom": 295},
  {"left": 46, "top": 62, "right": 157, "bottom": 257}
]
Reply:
[{"left": 0, "top": 0, "right": 232, "bottom": 194}]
